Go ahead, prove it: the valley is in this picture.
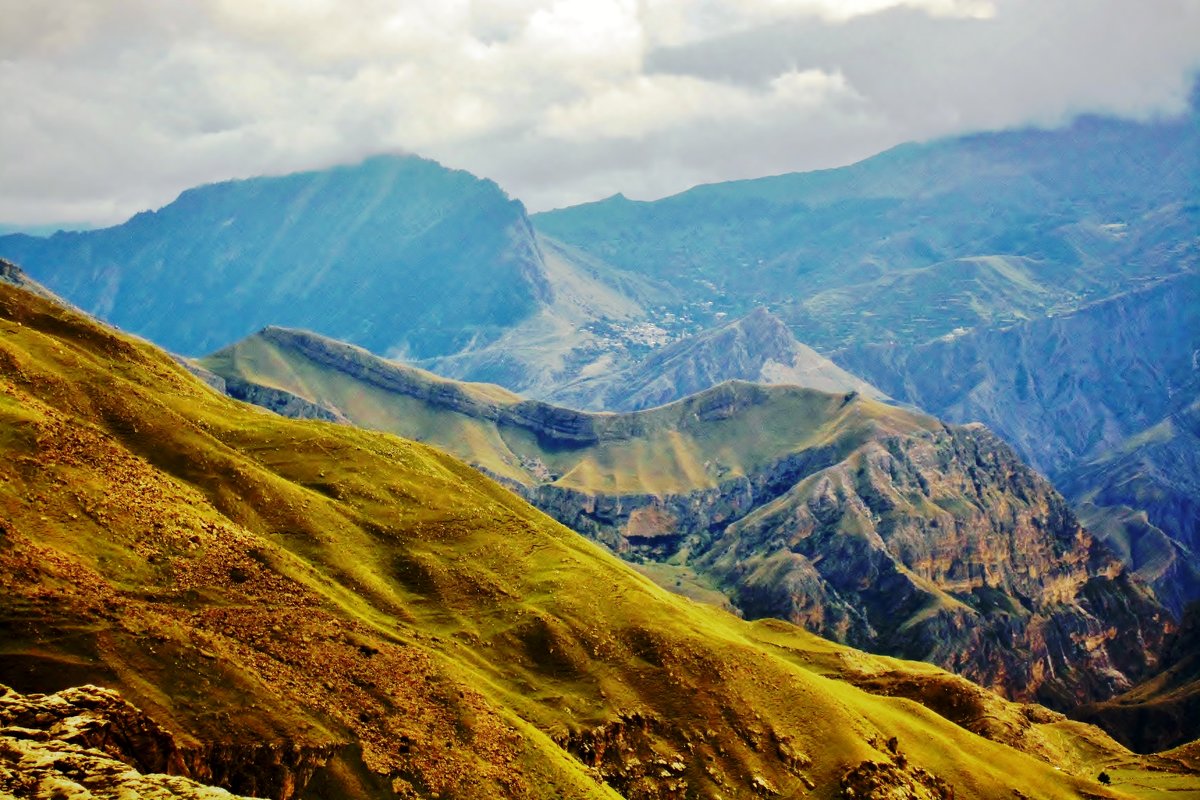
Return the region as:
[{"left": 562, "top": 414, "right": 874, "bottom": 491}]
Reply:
[
  {"left": 5, "top": 270, "right": 1195, "bottom": 798},
  {"left": 201, "top": 324, "right": 1168, "bottom": 712},
  {"left": 1, "top": 74, "right": 1197, "bottom": 800}
]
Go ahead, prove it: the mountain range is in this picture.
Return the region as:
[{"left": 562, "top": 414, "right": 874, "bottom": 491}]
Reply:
[
  {"left": 199, "top": 324, "right": 1169, "bottom": 713},
  {"left": 1, "top": 83, "right": 1198, "bottom": 796},
  {"left": 9, "top": 266, "right": 1198, "bottom": 797}
]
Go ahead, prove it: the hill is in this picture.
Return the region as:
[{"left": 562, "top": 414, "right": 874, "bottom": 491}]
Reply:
[
  {"left": 5, "top": 266, "right": 1196, "bottom": 798},
  {"left": 201, "top": 324, "right": 1169, "bottom": 710}
]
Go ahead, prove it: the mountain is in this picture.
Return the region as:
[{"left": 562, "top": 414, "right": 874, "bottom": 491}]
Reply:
[
  {"left": 843, "top": 273, "right": 1200, "bottom": 613},
  {"left": 5, "top": 268, "right": 1191, "bottom": 798},
  {"left": 544, "top": 307, "right": 885, "bottom": 411},
  {"left": 0, "top": 154, "right": 554, "bottom": 359},
  {"left": 1073, "top": 603, "right": 1200, "bottom": 754},
  {"left": 533, "top": 104, "right": 1200, "bottom": 617},
  {"left": 534, "top": 111, "right": 1198, "bottom": 353},
  {"left": 200, "top": 324, "right": 1170, "bottom": 710}
]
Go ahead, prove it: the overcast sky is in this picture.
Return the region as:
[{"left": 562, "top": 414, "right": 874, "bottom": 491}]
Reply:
[{"left": 2, "top": 0, "right": 1198, "bottom": 227}]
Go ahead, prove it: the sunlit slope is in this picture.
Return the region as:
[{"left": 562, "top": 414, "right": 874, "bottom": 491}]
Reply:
[
  {"left": 203, "top": 325, "right": 927, "bottom": 494},
  {"left": 202, "top": 325, "right": 1170, "bottom": 712},
  {"left": 0, "top": 282, "right": 1191, "bottom": 797}
]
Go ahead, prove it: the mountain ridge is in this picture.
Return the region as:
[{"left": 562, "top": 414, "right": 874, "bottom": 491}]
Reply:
[
  {"left": 4, "top": 270, "right": 1189, "bottom": 798},
  {"left": 200, "top": 323, "right": 1171, "bottom": 711}
]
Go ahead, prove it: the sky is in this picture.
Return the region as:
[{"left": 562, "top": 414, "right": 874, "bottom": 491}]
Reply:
[{"left": 2, "top": 0, "right": 1199, "bottom": 227}]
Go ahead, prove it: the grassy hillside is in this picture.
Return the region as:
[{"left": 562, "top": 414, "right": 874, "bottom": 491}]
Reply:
[
  {"left": 200, "top": 326, "right": 1172, "bottom": 713},
  {"left": 1, "top": 274, "right": 1194, "bottom": 798},
  {"left": 202, "top": 326, "right": 917, "bottom": 495}
]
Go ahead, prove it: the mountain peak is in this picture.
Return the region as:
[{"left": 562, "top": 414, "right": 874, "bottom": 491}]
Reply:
[{"left": 0, "top": 156, "right": 552, "bottom": 359}]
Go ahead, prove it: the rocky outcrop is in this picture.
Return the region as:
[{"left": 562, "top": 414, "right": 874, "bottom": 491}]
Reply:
[
  {"left": 221, "top": 373, "right": 346, "bottom": 423},
  {"left": 0, "top": 683, "right": 248, "bottom": 799},
  {"left": 839, "top": 758, "right": 954, "bottom": 800},
  {"left": 0, "top": 683, "right": 341, "bottom": 800}
]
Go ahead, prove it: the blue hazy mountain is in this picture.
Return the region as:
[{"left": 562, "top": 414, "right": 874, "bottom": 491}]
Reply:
[{"left": 0, "top": 154, "right": 551, "bottom": 358}]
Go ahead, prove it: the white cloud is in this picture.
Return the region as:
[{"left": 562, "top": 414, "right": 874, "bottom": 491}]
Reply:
[
  {"left": 539, "top": 69, "right": 854, "bottom": 141},
  {"left": 0, "top": 0, "right": 1196, "bottom": 226}
]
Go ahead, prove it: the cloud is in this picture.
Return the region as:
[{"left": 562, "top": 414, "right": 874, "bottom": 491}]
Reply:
[{"left": 0, "top": 0, "right": 1197, "bottom": 225}]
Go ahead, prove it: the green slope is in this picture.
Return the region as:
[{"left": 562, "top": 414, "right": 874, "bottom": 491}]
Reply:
[
  {"left": 2, "top": 270, "right": 1195, "bottom": 798},
  {"left": 200, "top": 325, "right": 1171, "bottom": 713},
  {"left": 202, "top": 325, "right": 915, "bottom": 494}
]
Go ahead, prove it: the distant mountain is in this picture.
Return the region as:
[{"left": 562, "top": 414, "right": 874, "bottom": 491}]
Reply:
[
  {"left": 0, "top": 154, "right": 553, "bottom": 359},
  {"left": 843, "top": 274, "right": 1200, "bottom": 612},
  {"left": 534, "top": 103, "right": 1200, "bottom": 616},
  {"left": 202, "top": 325, "right": 1170, "bottom": 709},
  {"left": 534, "top": 110, "right": 1198, "bottom": 353},
  {"left": 7, "top": 268, "right": 1187, "bottom": 799},
  {"left": 545, "top": 307, "right": 885, "bottom": 411}
]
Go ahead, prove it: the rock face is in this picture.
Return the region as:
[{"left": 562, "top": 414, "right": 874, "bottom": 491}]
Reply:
[
  {"left": 844, "top": 274, "right": 1200, "bottom": 614},
  {"left": 1072, "top": 603, "right": 1200, "bottom": 754},
  {"left": 0, "top": 683, "right": 250, "bottom": 799},
  {"left": 546, "top": 307, "right": 885, "bottom": 411},
  {"left": 0, "top": 683, "right": 339, "bottom": 800},
  {"left": 0, "top": 154, "right": 552, "bottom": 359},
  {"left": 522, "top": 421, "right": 1168, "bottom": 709},
  {"left": 202, "top": 326, "right": 1170, "bottom": 708}
]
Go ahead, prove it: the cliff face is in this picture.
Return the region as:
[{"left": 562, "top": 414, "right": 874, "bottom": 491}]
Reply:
[
  {"left": 510, "top": 424, "right": 1168, "bottom": 707},
  {"left": 0, "top": 683, "right": 333, "bottom": 799},
  {"left": 1072, "top": 603, "right": 1200, "bottom": 754},
  {"left": 201, "top": 326, "right": 1170, "bottom": 708},
  {"left": 843, "top": 273, "right": 1200, "bottom": 614}
]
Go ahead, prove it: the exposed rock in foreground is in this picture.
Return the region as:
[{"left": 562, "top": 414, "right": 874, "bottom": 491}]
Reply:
[{"left": 0, "top": 684, "right": 250, "bottom": 799}]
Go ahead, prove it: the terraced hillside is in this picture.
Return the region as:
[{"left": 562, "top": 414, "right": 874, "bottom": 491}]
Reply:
[
  {"left": 202, "top": 325, "right": 1169, "bottom": 711},
  {"left": 5, "top": 269, "right": 1194, "bottom": 798}
]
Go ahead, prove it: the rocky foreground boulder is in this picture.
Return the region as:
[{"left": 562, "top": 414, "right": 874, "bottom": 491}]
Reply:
[{"left": 0, "top": 683, "right": 250, "bottom": 799}]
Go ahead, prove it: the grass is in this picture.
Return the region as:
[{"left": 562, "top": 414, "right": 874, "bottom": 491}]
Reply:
[
  {"left": 1, "top": 280, "right": 1196, "bottom": 798},
  {"left": 202, "top": 327, "right": 933, "bottom": 496}
]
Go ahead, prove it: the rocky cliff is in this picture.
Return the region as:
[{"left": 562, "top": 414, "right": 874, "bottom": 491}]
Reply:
[
  {"left": 843, "top": 273, "right": 1200, "bottom": 614},
  {"left": 0, "top": 684, "right": 260, "bottom": 799},
  {"left": 202, "top": 326, "right": 1171, "bottom": 709},
  {"left": 1072, "top": 602, "right": 1200, "bottom": 753}
]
